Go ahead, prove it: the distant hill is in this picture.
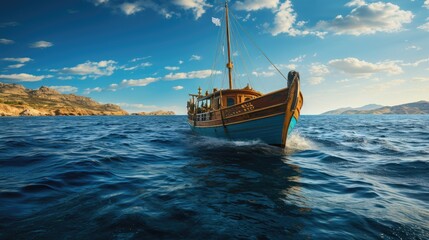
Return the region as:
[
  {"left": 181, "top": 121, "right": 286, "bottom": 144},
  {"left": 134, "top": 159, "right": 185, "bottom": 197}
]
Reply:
[
  {"left": 131, "top": 110, "right": 175, "bottom": 116},
  {"left": 322, "top": 101, "right": 429, "bottom": 115},
  {"left": 323, "top": 104, "right": 384, "bottom": 115},
  {"left": 0, "top": 83, "right": 128, "bottom": 116}
]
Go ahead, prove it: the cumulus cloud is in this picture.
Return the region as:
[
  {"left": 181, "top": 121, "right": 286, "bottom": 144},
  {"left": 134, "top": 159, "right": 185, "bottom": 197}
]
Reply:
[
  {"left": 424, "top": 0, "right": 429, "bottom": 9},
  {"left": 93, "top": 0, "right": 109, "bottom": 6},
  {"left": 83, "top": 87, "right": 103, "bottom": 95},
  {"left": 173, "top": 85, "right": 184, "bottom": 90},
  {"left": 267, "top": 0, "right": 325, "bottom": 37},
  {"left": 179, "top": 60, "right": 184, "bottom": 64},
  {"left": 189, "top": 55, "right": 202, "bottom": 61},
  {"left": 418, "top": 18, "right": 429, "bottom": 31},
  {"left": 270, "top": 0, "right": 296, "bottom": 36},
  {"left": 252, "top": 71, "right": 275, "bottom": 77},
  {"left": 0, "top": 73, "right": 53, "bottom": 82},
  {"left": 121, "top": 62, "right": 152, "bottom": 71},
  {"left": 7, "top": 64, "right": 25, "bottom": 69},
  {"left": 30, "top": 41, "right": 54, "bottom": 48},
  {"left": 49, "top": 86, "right": 78, "bottom": 93},
  {"left": 164, "top": 69, "right": 221, "bottom": 80},
  {"left": 309, "top": 63, "right": 330, "bottom": 85},
  {"left": 61, "top": 60, "right": 116, "bottom": 78},
  {"left": 234, "top": 0, "right": 279, "bottom": 11},
  {"left": 309, "top": 77, "right": 325, "bottom": 85},
  {"left": 315, "top": 1, "right": 414, "bottom": 36},
  {"left": 2, "top": 57, "right": 32, "bottom": 63},
  {"left": 328, "top": 57, "right": 403, "bottom": 76},
  {"left": 165, "top": 66, "right": 180, "bottom": 71},
  {"left": 401, "top": 58, "right": 429, "bottom": 67},
  {"left": 212, "top": 17, "right": 221, "bottom": 27},
  {"left": 120, "top": 2, "right": 143, "bottom": 15},
  {"left": 290, "top": 55, "right": 306, "bottom": 63},
  {"left": 0, "top": 38, "right": 14, "bottom": 45},
  {"left": 173, "top": 0, "right": 212, "bottom": 19},
  {"left": 131, "top": 56, "right": 151, "bottom": 62},
  {"left": 58, "top": 76, "right": 73, "bottom": 80},
  {"left": 121, "top": 77, "right": 160, "bottom": 87}
]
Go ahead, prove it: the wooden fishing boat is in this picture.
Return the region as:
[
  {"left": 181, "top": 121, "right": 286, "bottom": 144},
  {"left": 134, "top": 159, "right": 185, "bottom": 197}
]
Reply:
[{"left": 187, "top": 2, "right": 303, "bottom": 148}]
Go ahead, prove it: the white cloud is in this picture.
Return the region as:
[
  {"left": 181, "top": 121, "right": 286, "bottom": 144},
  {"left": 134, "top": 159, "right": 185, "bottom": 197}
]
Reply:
[
  {"left": 120, "top": 2, "right": 143, "bottom": 15},
  {"left": 61, "top": 60, "right": 116, "bottom": 77},
  {"left": 267, "top": 1, "right": 325, "bottom": 38},
  {"left": 270, "top": 0, "right": 296, "bottom": 36},
  {"left": 424, "top": 0, "right": 429, "bottom": 9},
  {"left": 179, "top": 60, "right": 184, "bottom": 64},
  {"left": 173, "top": 0, "right": 212, "bottom": 19},
  {"left": 2, "top": 57, "right": 32, "bottom": 63},
  {"left": 235, "top": 0, "right": 279, "bottom": 11},
  {"left": 418, "top": 18, "right": 429, "bottom": 31},
  {"left": 212, "top": 17, "right": 221, "bottom": 27},
  {"left": 189, "top": 55, "right": 202, "bottom": 61},
  {"left": 316, "top": 1, "right": 414, "bottom": 36},
  {"left": 309, "top": 63, "right": 330, "bottom": 85},
  {"left": 0, "top": 38, "right": 14, "bottom": 45},
  {"left": 290, "top": 55, "right": 306, "bottom": 63},
  {"left": 329, "top": 57, "right": 403, "bottom": 75},
  {"left": 405, "top": 45, "right": 421, "bottom": 51},
  {"left": 345, "top": 0, "right": 365, "bottom": 7},
  {"left": 0, "top": 73, "right": 53, "bottom": 82},
  {"left": 1, "top": 57, "right": 33, "bottom": 68},
  {"left": 58, "top": 76, "right": 73, "bottom": 80},
  {"left": 83, "top": 87, "right": 102, "bottom": 95},
  {"left": 164, "top": 69, "right": 221, "bottom": 80},
  {"left": 49, "top": 86, "right": 78, "bottom": 93},
  {"left": 121, "top": 62, "right": 152, "bottom": 71},
  {"left": 401, "top": 58, "right": 429, "bottom": 67},
  {"left": 173, "top": 85, "right": 184, "bottom": 90},
  {"left": 30, "top": 41, "right": 53, "bottom": 48},
  {"left": 121, "top": 77, "right": 160, "bottom": 87},
  {"left": 309, "top": 77, "right": 325, "bottom": 85},
  {"left": 131, "top": 56, "right": 151, "bottom": 62},
  {"left": 108, "top": 83, "right": 119, "bottom": 91},
  {"left": 165, "top": 66, "right": 180, "bottom": 71},
  {"left": 252, "top": 71, "right": 275, "bottom": 77},
  {"left": 7, "top": 64, "right": 25, "bottom": 69},
  {"left": 310, "top": 63, "right": 329, "bottom": 76},
  {"left": 93, "top": 0, "right": 108, "bottom": 6}
]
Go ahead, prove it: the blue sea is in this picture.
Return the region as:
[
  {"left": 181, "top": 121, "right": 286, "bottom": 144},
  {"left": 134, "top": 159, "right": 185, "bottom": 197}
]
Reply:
[{"left": 0, "top": 115, "right": 428, "bottom": 239}]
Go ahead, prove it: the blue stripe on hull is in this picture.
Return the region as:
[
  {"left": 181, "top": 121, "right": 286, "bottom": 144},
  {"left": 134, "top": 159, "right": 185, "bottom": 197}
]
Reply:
[
  {"left": 190, "top": 114, "right": 287, "bottom": 145},
  {"left": 287, "top": 116, "right": 297, "bottom": 137}
]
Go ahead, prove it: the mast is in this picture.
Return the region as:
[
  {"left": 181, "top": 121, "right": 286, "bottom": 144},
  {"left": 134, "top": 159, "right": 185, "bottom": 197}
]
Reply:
[{"left": 225, "top": 1, "right": 233, "bottom": 89}]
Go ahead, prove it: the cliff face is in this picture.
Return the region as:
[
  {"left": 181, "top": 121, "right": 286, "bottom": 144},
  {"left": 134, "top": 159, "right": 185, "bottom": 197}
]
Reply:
[{"left": 0, "top": 83, "right": 128, "bottom": 116}]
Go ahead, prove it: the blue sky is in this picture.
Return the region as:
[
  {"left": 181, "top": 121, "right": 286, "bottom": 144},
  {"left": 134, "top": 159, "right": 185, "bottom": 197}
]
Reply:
[{"left": 1, "top": 0, "right": 428, "bottom": 114}]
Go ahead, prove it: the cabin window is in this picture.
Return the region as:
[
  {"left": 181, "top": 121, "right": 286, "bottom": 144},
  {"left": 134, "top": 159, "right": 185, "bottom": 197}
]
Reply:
[
  {"left": 244, "top": 97, "right": 251, "bottom": 102},
  {"left": 227, "top": 97, "right": 235, "bottom": 106}
]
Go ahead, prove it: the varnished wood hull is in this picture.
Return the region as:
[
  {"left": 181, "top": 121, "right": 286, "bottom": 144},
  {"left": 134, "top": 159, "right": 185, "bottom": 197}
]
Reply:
[{"left": 188, "top": 76, "right": 303, "bottom": 148}]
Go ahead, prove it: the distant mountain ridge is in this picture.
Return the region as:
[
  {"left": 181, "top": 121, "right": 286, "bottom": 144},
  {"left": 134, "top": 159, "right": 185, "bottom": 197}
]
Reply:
[
  {"left": 322, "top": 104, "right": 384, "bottom": 115},
  {"left": 0, "top": 83, "right": 128, "bottom": 116},
  {"left": 322, "top": 101, "right": 429, "bottom": 115}
]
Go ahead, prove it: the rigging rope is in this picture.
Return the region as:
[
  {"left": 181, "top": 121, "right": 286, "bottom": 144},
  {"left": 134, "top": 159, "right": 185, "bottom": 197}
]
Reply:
[{"left": 230, "top": 11, "right": 289, "bottom": 83}]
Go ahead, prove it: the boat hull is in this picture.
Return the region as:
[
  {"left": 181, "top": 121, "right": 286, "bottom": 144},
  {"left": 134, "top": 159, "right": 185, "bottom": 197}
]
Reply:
[
  {"left": 189, "top": 113, "right": 298, "bottom": 146},
  {"left": 188, "top": 71, "right": 303, "bottom": 148}
]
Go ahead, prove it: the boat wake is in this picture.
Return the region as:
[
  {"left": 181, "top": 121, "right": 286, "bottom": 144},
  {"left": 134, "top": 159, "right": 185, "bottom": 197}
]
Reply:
[{"left": 285, "top": 132, "right": 315, "bottom": 154}]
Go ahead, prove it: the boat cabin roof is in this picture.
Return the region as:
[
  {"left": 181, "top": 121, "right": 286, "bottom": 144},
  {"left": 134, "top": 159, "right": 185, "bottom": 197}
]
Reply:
[{"left": 197, "top": 88, "right": 262, "bottom": 101}]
